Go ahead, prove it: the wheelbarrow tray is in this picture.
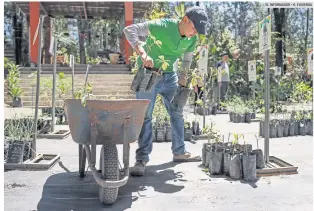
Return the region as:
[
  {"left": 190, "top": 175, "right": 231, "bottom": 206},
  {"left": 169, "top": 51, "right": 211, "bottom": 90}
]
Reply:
[{"left": 64, "top": 99, "right": 150, "bottom": 145}]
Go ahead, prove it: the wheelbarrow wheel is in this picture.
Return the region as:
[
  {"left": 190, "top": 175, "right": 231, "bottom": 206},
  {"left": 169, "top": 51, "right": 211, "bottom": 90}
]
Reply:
[
  {"left": 79, "top": 144, "right": 87, "bottom": 177},
  {"left": 99, "top": 143, "right": 119, "bottom": 205}
]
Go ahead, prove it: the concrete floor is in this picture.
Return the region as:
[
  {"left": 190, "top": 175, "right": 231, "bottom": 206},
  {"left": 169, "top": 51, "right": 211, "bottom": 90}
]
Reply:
[{"left": 3, "top": 112, "right": 313, "bottom": 211}]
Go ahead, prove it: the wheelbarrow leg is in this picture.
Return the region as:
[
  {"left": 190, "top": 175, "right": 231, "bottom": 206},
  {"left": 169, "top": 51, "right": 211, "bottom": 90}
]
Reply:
[{"left": 79, "top": 144, "right": 87, "bottom": 177}]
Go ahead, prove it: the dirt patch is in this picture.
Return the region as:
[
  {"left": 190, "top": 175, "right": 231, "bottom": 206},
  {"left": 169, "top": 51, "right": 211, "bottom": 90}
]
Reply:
[{"left": 5, "top": 182, "right": 27, "bottom": 189}]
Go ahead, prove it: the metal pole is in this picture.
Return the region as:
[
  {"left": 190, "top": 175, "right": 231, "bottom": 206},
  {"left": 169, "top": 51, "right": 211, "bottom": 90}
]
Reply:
[
  {"left": 51, "top": 37, "right": 57, "bottom": 132},
  {"left": 253, "top": 82, "right": 256, "bottom": 100},
  {"left": 264, "top": 49, "right": 270, "bottom": 163},
  {"left": 32, "top": 16, "right": 44, "bottom": 159},
  {"left": 203, "top": 74, "right": 206, "bottom": 128},
  {"left": 71, "top": 56, "right": 75, "bottom": 97}
]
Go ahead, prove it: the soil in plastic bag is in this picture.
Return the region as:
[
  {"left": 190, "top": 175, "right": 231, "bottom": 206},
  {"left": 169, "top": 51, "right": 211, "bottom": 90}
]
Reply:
[
  {"left": 289, "top": 121, "right": 295, "bottom": 136},
  {"left": 229, "top": 153, "right": 243, "bottom": 180},
  {"left": 252, "top": 149, "right": 265, "bottom": 169},
  {"left": 242, "top": 153, "right": 257, "bottom": 182},
  {"left": 209, "top": 150, "right": 223, "bottom": 175},
  {"left": 171, "top": 86, "right": 191, "bottom": 109}
]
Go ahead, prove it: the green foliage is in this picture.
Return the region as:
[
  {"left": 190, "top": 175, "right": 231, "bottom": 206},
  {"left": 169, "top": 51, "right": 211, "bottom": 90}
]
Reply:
[
  {"left": 4, "top": 116, "right": 34, "bottom": 141},
  {"left": 6, "top": 60, "right": 23, "bottom": 99},
  {"left": 225, "top": 96, "right": 254, "bottom": 114},
  {"left": 86, "top": 55, "right": 101, "bottom": 65},
  {"left": 231, "top": 133, "right": 244, "bottom": 145},
  {"left": 292, "top": 81, "right": 313, "bottom": 103},
  {"left": 202, "top": 121, "right": 221, "bottom": 142},
  {"left": 74, "top": 82, "right": 94, "bottom": 107},
  {"left": 152, "top": 95, "right": 169, "bottom": 126},
  {"left": 57, "top": 72, "right": 72, "bottom": 99}
]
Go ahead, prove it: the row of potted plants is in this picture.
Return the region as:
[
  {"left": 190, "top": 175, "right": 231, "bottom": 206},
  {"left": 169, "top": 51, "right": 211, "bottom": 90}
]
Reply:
[
  {"left": 4, "top": 113, "right": 60, "bottom": 164},
  {"left": 195, "top": 102, "right": 219, "bottom": 116},
  {"left": 42, "top": 107, "right": 67, "bottom": 125},
  {"left": 259, "top": 111, "right": 313, "bottom": 138},
  {"left": 4, "top": 117, "right": 34, "bottom": 163},
  {"left": 201, "top": 131, "right": 265, "bottom": 182},
  {"left": 225, "top": 97, "right": 256, "bottom": 123},
  {"left": 152, "top": 121, "right": 193, "bottom": 142}
]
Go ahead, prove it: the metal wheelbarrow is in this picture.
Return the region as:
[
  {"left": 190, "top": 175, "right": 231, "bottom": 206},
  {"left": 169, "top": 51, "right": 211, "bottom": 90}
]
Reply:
[{"left": 64, "top": 99, "right": 150, "bottom": 205}]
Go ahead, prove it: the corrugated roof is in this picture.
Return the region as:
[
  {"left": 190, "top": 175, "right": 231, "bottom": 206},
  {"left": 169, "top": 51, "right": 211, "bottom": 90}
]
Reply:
[{"left": 15, "top": 2, "right": 152, "bottom": 19}]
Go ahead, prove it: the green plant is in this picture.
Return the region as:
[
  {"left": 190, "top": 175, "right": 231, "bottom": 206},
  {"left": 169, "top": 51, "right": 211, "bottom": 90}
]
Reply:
[
  {"left": 231, "top": 133, "right": 244, "bottom": 145},
  {"left": 152, "top": 95, "right": 169, "bottom": 127},
  {"left": 74, "top": 82, "right": 94, "bottom": 107},
  {"left": 57, "top": 72, "right": 72, "bottom": 99},
  {"left": 4, "top": 57, "right": 13, "bottom": 69},
  {"left": 184, "top": 121, "right": 191, "bottom": 129},
  {"left": 4, "top": 116, "right": 34, "bottom": 141},
  {"left": 202, "top": 121, "right": 220, "bottom": 142},
  {"left": 292, "top": 81, "right": 313, "bottom": 103},
  {"left": 86, "top": 54, "right": 101, "bottom": 65},
  {"left": 7, "top": 62, "right": 23, "bottom": 100}
]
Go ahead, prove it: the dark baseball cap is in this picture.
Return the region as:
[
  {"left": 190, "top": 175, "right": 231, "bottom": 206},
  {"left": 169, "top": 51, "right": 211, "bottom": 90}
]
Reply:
[
  {"left": 220, "top": 52, "right": 228, "bottom": 57},
  {"left": 185, "top": 6, "right": 208, "bottom": 35}
]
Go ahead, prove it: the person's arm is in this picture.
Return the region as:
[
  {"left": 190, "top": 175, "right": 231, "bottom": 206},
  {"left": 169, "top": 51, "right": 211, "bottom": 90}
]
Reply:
[
  {"left": 178, "top": 38, "right": 197, "bottom": 86},
  {"left": 179, "top": 38, "right": 197, "bottom": 73},
  {"left": 123, "top": 22, "right": 150, "bottom": 59}
]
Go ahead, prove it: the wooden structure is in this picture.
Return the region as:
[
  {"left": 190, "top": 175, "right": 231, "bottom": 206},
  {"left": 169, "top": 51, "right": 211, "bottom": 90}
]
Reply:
[{"left": 14, "top": 2, "right": 152, "bottom": 65}]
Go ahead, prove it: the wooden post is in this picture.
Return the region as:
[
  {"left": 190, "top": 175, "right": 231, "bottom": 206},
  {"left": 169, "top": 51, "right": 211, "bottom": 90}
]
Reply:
[
  {"left": 29, "top": 2, "right": 40, "bottom": 64},
  {"left": 124, "top": 2, "right": 133, "bottom": 65}
]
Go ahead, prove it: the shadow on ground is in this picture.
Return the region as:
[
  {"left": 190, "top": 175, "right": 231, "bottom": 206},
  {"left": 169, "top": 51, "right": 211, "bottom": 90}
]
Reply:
[
  {"left": 198, "top": 164, "right": 260, "bottom": 189},
  {"left": 37, "top": 161, "right": 185, "bottom": 211}
]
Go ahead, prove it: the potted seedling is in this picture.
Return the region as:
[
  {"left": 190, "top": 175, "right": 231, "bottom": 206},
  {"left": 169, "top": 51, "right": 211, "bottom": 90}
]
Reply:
[
  {"left": 233, "top": 105, "right": 242, "bottom": 123},
  {"left": 208, "top": 133, "right": 224, "bottom": 175},
  {"left": 239, "top": 107, "right": 246, "bottom": 123},
  {"left": 289, "top": 113, "right": 296, "bottom": 136},
  {"left": 298, "top": 111, "right": 307, "bottom": 136},
  {"left": 171, "top": 68, "right": 201, "bottom": 109},
  {"left": 152, "top": 95, "right": 168, "bottom": 142},
  {"left": 228, "top": 133, "right": 243, "bottom": 180},
  {"left": 130, "top": 34, "right": 164, "bottom": 92},
  {"left": 192, "top": 115, "right": 201, "bottom": 135},
  {"left": 252, "top": 135, "right": 265, "bottom": 169},
  {"left": 152, "top": 120, "right": 157, "bottom": 142},
  {"left": 165, "top": 116, "right": 172, "bottom": 142},
  {"left": 209, "top": 101, "right": 218, "bottom": 115},
  {"left": 195, "top": 99, "right": 205, "bottom": 115},
  {"left": 294, "top": 111, "right": 302, "bottom": 136},
  {"left": 184, "top": 121, "right": 192, "bottom": 141},
  {"left": 276, "top": 118, "right": 285, "bottom": 138},
  {"left": 7, "top": 63, "right": 23, "bottom": 107},
  {"left": 283, "top": 112, "right": 290, "bottom": 137},
  {"left": 269, "top": 119, "right": 277, "bottom": 138},
  {"left": 306, "top": 111, "right": 313, "bottom": 135},
  {"left": 242, "top": 139, "right": 257, "bottom": 182},
  {"left": 244, "top": 106, "right": 252, "bottom": 123},
  {"left": 226, "top": 100, "right": 235, "bottom": 122},
  {"left": 155, "top": 117, "right": 166, "bottom": 142},
  {"left": 201, "top": 122, "right": 219, "bottom": 168},
  {"left": 201, "top": 124, "right": 211, "bottom": 167}
]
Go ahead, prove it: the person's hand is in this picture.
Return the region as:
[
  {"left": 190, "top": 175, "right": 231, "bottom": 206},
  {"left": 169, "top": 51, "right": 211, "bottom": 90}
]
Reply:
[
  {"left": 194, "top": 86, "right": 198, "bottom": 93},
  {"left": 141, "top": 54, "right": 154, "bottom": 68},
  {"left": 178, "top": 73, "right": 187, "bottom": 87}
]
